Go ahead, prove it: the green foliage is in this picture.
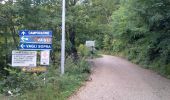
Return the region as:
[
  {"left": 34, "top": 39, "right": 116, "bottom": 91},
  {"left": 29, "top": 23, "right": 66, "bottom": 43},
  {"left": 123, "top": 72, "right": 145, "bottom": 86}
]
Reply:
[
  {"left": 77, "top": 44, "right": 90, "bottom": 57},
  {"left": 19, "top": 84, "right": 61, "bottom": 100},
  {"left": 107, "top": 0, "right": 170, "bottom": 77},
  {"left": 111, "top": 39, "right": 124, "bottom": 53},
  {"left": 17, "top": 57, "right": 91, "bottom": 100},
  {"left": 0, "top": 68, "right": 45, "bottom": 96},
  {"left": 65, "top": 56, "right": 91, "bottom": 74},
  {"left": 103, "top": 34, "right": 111, "bottom": 51},
  {"left": 0, "top": 0, "right": 169, "bottom": 99},
  {"left": 0, "top": 56, "right": 91, "bottom": 99}
]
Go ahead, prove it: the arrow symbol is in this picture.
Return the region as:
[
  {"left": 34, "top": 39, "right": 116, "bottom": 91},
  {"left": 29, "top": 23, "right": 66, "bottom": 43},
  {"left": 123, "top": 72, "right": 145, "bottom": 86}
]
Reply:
[
  {"left": 20, "top": 44, "right": 24, "bottom": 49},
  {"left": 21, "top": 36, "right": 28, "bottom": 42},
  {"left": 21, "top": 31, "right": 26, "bottom": 35}
]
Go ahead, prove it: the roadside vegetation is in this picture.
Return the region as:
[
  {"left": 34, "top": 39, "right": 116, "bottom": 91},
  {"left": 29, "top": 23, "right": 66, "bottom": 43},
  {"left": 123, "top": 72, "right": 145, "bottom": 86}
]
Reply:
[
  {"left": 102, "top": 0, "right": 170, "bottom": 78},
  {"left": 19, "top": 57, "right": 91, "bottom": 100},
  {"left": 0, "top": 0, "right": 170, "bottom": 99},
  {"left": 0, "top": 0, "right": 94, "bottom": 99},
  {"left": 0, "top": 46, "right": 92, "bottom": 100}
]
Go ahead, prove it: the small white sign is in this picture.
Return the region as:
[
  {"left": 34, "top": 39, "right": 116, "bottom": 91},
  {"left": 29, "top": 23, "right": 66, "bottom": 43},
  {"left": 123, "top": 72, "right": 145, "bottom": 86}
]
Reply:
[
  {"left": 40, "top": 50, "right": 50, "bottom": 65},
  {"left": 12, "top": 50, "right": 37, "bottom": 67},
  {"left": 85, "top": 41, "right": 95, "bottom": 47}
]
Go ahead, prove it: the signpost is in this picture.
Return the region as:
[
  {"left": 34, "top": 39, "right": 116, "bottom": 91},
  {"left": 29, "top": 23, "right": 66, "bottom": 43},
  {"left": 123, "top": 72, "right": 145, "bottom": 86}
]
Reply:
[
  {"left": 19, "top": 43, "right": 52, "bottom": 50},
  {"left": 61, "top": 0, "right": 66, "bottom": 75},
  {"left": 40, "top": 50, "right": 50, "bottom": 65},
  {"left": 12, "top": 30, "right": 53, "bottom": 74},
  {"left": 12, "top": 50, "right": 37, "bottom": 67},
  {"left": 20, "top": 36, "right": 52, "bottom": 44},
  {"left": 85, "top": 41, "right": 95, "bottom": 47},
  {"left": 19, "top": 30, "right": 52, "bottom": 36},
  {"left": 85, "top": 41, "right": 95, "bottom": 58},
  {"left": 22, "top": 67, "right": 47, "bottom": 72},
  {"left": 19, "top": 30, "right": 52, "bottom": 50}
]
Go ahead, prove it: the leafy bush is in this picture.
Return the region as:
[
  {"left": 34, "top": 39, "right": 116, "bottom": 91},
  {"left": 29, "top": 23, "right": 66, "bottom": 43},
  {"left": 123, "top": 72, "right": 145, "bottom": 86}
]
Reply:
[
  {"left": 111, "top": 39, "right": 125, "bottom": 53},
  {"left": 0, "top": 68, "right": 45, "bottom": 96},
  {"left": 77, "top": 44, "right": 90, "bottom": 57},
  {"left": 3, "top": 56, "right": 91, "bottom": 100},
  {"left": 106, "top": 0, "right": 170, "bottom": 78}
]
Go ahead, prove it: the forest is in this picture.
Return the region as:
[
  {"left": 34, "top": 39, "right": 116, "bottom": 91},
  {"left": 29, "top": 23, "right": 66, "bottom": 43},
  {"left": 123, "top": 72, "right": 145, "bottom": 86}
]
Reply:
[{"left": 0, "top": 0, "right": 169, "bottom": 99}]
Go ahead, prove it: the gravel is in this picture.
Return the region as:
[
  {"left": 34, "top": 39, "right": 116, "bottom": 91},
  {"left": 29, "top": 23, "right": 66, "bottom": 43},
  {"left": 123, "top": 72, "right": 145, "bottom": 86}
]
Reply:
[{"left": 69, "top": 55, "right": 170, "bottom": 100}]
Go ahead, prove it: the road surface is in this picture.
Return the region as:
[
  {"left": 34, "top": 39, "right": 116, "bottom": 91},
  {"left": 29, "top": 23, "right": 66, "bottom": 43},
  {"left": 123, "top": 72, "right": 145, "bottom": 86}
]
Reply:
[{"left": 69, "top": 55, "right": 170, "bottom": 100}]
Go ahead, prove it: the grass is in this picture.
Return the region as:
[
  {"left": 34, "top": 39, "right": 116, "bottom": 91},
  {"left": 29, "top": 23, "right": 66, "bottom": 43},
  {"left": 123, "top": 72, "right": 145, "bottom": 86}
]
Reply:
[
  {"left": 20, "top": 58, "right": 90, "bottom": 100},
  {"left": 0, "top": 57, "right": 91, "bottom": 100}
]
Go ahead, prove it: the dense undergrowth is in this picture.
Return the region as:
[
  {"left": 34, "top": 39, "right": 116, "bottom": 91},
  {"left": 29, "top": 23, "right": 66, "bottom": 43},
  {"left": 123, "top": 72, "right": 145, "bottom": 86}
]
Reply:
[
  {"left": 102, "top": 0, "right": 170, "bottom": 78},
  {"left": 0, "top": 46, "right": 92, "bottom": 100},
  {"left": 18, "top": 57, "right": 91, "bottom": 100},
  {"left": 0, "top": 0, "right": 169, "bottom": 99},
  {"left": 103, "top": 33, "right": 170, "bottom": 78}
]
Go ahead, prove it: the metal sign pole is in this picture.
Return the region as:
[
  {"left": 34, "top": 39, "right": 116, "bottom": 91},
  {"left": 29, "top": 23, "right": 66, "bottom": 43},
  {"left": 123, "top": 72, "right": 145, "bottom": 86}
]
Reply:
[{"left": 61, "top": 0, "right": 66, "bottom": 75}]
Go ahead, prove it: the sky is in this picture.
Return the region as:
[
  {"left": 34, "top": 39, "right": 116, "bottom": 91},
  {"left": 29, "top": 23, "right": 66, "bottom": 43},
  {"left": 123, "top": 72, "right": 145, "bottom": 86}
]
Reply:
[
  {"left": 1, "top": 0, "right": 8, "bottom": 4},
  {"left": 0, "top": 0, "right": 16, "bottom": 4}
]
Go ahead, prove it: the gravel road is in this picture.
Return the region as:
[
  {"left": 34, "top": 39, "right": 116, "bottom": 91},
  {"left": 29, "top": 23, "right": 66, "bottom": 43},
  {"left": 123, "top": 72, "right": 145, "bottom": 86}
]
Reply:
[{"left": 69, "top": 55, "right": 170, "bottom": 100}]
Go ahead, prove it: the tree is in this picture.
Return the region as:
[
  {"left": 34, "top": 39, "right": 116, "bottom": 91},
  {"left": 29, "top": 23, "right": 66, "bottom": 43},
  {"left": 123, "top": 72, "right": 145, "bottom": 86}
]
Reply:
[{"left": 110, "top": 0, "right": 170, "bottom": 75}]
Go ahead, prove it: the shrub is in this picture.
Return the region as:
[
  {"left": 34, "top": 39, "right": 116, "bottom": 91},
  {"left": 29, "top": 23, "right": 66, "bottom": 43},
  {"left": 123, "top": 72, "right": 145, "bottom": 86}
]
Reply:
[
  {"left": 11, "top": 56, "right": 91, "bottom": 100},
  {"left": 77, "top": 44, "right": 90, "bottom": 57},
  {"left": 0, "top": 68, "right": 44, "bottom": 96}
]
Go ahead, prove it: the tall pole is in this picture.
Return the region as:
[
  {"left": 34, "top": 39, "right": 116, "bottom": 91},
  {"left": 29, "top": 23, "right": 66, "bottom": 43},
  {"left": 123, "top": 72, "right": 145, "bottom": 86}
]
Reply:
[{"left": 61, "top": 0, "right": 66, "bottom": 75}]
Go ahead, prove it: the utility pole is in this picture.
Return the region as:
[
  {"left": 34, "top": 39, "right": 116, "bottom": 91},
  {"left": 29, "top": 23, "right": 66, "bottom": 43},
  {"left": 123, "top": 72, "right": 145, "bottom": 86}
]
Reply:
[{"left": 61, "top": 0, "right": 66, "bottom": 75}]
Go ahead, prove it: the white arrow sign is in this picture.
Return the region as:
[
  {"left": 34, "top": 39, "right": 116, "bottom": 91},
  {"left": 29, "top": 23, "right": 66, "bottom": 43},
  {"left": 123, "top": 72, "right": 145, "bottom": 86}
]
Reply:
[
  {"left": 21, "top": 36, "right": 28, "bottom": 42},
  {"left": 20, "top": 44, "right": 24, "bottom": 49},
  {"left": 21, "top": 31, "right": 26, "bottom": 35}
]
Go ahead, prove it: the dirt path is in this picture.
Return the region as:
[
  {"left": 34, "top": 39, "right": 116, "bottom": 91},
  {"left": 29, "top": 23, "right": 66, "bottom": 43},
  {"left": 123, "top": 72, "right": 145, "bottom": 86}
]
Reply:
[{"left": 69, "top": 55, "right": 170, "bottom": 100}]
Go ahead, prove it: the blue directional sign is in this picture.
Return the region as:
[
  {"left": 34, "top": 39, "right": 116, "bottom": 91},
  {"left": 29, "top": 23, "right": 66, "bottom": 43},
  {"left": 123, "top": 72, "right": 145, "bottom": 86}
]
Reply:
[
  {"left": 19, "top": 43, "right": 52, "bottom": 50},
  {"left": 19, "top": 30, "right": 52, "bottom": 36},
  {"left": 20, "top": 36, "right": 52, "bottom": 44},
  {"left": 19, "top": 30, "right": 52, "bottom": 50}
]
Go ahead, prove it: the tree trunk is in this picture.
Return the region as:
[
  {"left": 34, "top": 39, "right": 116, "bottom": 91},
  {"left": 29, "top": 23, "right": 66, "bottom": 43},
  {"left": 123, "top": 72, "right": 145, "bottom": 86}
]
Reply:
[
  {"left": 10, "top": 26, "right": 18, "bottom": 49},
  {"left": 5, "top": 28, "right": 8, "bottom": 67},
  {"left": 69, "top": 25, "right": 78, "bottom": 60},
  {"left": 7, "top": 15, "right": 18, "bottom": 49}
]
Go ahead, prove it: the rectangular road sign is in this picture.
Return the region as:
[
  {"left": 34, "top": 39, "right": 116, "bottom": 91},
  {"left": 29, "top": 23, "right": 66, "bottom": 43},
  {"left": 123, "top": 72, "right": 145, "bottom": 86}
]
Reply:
[
  {"left": 19, "top": 30, "right": 52, "bottom": 36},
  {"left": 19, "top": 43, "right": 52, "bottom": 50},
  {"left": 86, "top": 41, "right": 95, "bottom": 47},
  {"left": 22, "top": 67, "right": 47, "bottom": 72},
  {"left": 40, "top": 50, "right": 50, "bottom": 65},
  {"left": 12, "top": 50, "right": 37, "bottom": 67},
  {"left": 20, "top": 36, "right": 52, "bottom": 44}
]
